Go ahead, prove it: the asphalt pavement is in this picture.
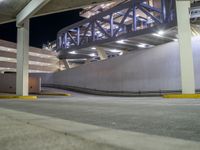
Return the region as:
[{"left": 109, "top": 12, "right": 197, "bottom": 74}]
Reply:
[{"left": 0, "top": 88, "right": 200, "bottom": 142}]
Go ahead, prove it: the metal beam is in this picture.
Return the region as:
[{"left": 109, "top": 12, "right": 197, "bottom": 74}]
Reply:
[
  {"left": 17, "top": 0, "right": 50, "bottom": 27},
  {"left": 57, "top": 0, "right": 174, "bottom": 53}
]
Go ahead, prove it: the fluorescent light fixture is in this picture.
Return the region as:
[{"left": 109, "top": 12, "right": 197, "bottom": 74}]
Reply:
[
  {"left": 89, "top": 53, "right": 96, "bottom": 57},
  {"left": 158, "top": 30, "right": 164, "bottom": 35},
  {"left": 110, "top": 49, "right": 121, "bottom": 53},
  {"left": 119, "top": 52, "right": 123, "bottom": 56},
  {"left": 116, "top": 40, "right": 125, "bottom": 44},
  {"left": 153, "top": 30, "right": 165, "bottom": 37},
  {"left": 152, "top": 33, "right": 161, "bottom": 37},
  {"left": 91, "top": 47, "right": 96, "bottom": 50},
  {"left": 137, "top": 43, "right": 147, "bottom": 48},
  {"left": 69, "top": 51, "right": 77, "bottom": 55}
]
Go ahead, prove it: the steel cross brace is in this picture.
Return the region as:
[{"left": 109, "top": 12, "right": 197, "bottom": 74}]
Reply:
[{"left": 57, "top": 0, "right": 176, "bottom": 52}]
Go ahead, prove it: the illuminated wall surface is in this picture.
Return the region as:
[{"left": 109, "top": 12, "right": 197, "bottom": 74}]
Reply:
[
  {"left": 0, "top": 39, "right": 59, "bottom": 73},
  {"left": 42, "top": 36, "right": 200, "bottom": 92}
]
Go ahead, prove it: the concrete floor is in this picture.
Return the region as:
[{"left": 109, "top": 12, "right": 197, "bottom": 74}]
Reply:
[{"left": 0, "top": 89, "right": 200, "bottom": 149}]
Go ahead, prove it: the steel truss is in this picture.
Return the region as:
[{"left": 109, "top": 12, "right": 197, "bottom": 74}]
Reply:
[{"left": 57, "top": 0, "right": 176, "bottom": 52}]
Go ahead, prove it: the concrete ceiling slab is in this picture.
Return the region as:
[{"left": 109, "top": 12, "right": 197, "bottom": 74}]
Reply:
[
  {"left": 0, "top": 0, "right": 112, "bottom": 24},
  {"left": 0, "top": 0, "right": 31, "bottom": 24}
]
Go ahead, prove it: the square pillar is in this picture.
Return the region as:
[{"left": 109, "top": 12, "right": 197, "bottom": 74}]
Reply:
[
  {"left": 96, "top": 47, "right": 108, "bottom": 60},
  {"left": 16, "top": 20, "right": 29, "bottom": 96},
  {"left": 176, "top": 0, "right": 195, "bottom": 94}
]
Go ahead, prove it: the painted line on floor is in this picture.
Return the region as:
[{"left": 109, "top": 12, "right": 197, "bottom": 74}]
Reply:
[
  {"left": 39, "top": 93, "right": 71, "bottom": 96},
  {"left": 163, "top": 94, "right": 200, "bottom": 99}
]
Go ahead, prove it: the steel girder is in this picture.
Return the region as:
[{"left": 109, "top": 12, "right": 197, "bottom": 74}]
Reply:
[{"left": 57, "top": 0, "right": 176, "bottom": 52}]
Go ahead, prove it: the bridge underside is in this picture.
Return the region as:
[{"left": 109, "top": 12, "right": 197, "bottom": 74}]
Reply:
[
  {"left": 57, "top": 0, "right": 177, "bottom": 59},
  {"left": 58, "top": 23, "right": 200, "bottom": 60}
]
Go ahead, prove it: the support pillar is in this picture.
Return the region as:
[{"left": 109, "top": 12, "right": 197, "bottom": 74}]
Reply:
[
  {"left": 15, "top": 0, "right": 50, "bottom": 96},
  {"left": 96, "top": 47, "right": 108, "bottom": 60},
  {"left": 16, "top": 20, "right": 29, "bottom": 96},
  {"left": 176, "top": 0, "right": 195, "bottom": 94},
  {"left": 62, "top": 59, "right": 70, "bottom": 69}
]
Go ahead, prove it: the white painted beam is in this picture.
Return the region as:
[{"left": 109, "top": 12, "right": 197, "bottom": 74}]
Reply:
[
  {"left": 17, "top": 0, "right": 50, "bottom": 27},
  {"left": 176, "top": 0, "right": 196, "bottom": 94}
]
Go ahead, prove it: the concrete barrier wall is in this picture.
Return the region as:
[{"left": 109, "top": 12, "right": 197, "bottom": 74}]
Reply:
[
  {"left": 40, "top": 36, "right": 200, "bottom": 93},
  {"left": 0, "top": 74, "right": 41, "bottom": 94}
]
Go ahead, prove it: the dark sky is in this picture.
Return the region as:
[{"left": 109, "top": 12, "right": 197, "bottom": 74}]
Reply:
[{"left": 0, "top": 9, "right": 84, "bottom": 48}]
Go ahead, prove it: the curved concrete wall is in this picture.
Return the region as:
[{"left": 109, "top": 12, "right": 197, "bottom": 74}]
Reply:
[{"left": 42, "top": 36, "right": 200, "bottom": 93}]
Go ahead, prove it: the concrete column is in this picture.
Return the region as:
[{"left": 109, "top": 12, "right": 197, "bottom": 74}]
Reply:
[
  {"left": 85, "top": 59, "right": 91, "bottom": 64},
  {"left": 62, "top": 59, "right": 70, "bottom": 69},
  {"left": 96, "top": 47, "right": 108, "bottom": 60},
  {"left": 176, "top": 0, "right": 195, "bottom": 94},
  {"left": 16, "top": 20, "right": 29, "bottom": 96}
]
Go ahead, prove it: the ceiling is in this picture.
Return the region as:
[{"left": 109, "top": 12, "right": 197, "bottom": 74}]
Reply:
[{"left": 0, "top": 0, "right": 112, "bottom": 24}]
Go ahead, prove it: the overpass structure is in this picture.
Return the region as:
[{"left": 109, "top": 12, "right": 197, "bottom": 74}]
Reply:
[
  {"left": 0, "top": 0, "right": 200, "bottom": 96},
  {"left": 57, "top": 0, "right": 176, "bottom": 59}
]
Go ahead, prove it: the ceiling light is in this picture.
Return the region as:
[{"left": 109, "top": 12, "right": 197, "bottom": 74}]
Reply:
[
  {"left": 152, "top": 33, "right": 161, "bottom": 37},
  {"left": 89, "top": 53, "right": 96, "bottom": 57},
  {"left": 116, "top": 40, "right": 125, "bottom": 44},
  {"left": 110, "top": 49, "right": 121, "bottom": 53},
  {"left": 173, "top": 39, "right": 178, "bottom": 42},
  {"left": 137, "top": 43, "right": 147, "bottom": 48},
  {"left": 69, "top": 51, "right": 77, "bottom": 55},
  {"left": 158, "top": 30, "right": 164, "bottom": 35},
  {"left": 153, "top": 30, "right": 165, "bottom": 37},
  {"left": 119, "top": 52, "right": 123, "bottom": 56},
  {"left": 91, "top": 47, "right": 96, "bottom": 50}
]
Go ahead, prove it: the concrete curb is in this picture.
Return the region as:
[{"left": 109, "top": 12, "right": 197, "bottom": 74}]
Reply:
[
  {"left": 38, "top": 93, "right": 71, "bottom": 96},
  {"left": 0, "top": 95, "right": 37, "bottom": 100},
  {"left": 163, "top": 94, "right": 200, "bottom": 99}
]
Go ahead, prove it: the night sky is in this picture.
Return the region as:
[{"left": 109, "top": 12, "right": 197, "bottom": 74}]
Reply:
[{"left": 0, "top": 9, "right": 84, "bottom": 48}]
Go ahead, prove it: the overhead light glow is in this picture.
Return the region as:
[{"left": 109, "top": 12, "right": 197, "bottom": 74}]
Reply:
[
  {"left": 137, "top": 43, "right": 147, "bottom": 48},
  {"left": 153, "top": 30, "right": 165, "bottom": 37},
  {"left": 158, "top": 30, "right": 164, "bottom": 35},
  {"left": 119, "top": 52, "right": 123, "bottom": 56},
  {"left": 89, "top": 53, "right": 96, "bottom": 57},
  {"left": 69, "top": 51, "right": 77, "bottom": 55},
  {"left": 116, "top": 40, "right": 125, "bottom": 44},
  {"left": 173, "top": 39, "right": 178, "bottom": 42},
  {"left": 110, "top": 49, "right": 121, "bottom": 53},
  {"left": 91, "top": 47, "right": 96, "bottom": 50},
  {"left": 152, "top": 33, "right": 161, "bottom": 37}
]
